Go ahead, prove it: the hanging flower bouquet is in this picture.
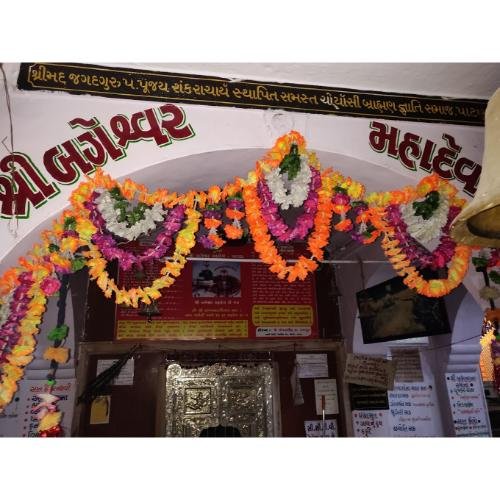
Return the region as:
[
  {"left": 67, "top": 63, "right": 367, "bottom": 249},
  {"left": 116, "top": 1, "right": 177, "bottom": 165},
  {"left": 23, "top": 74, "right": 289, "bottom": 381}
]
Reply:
[
  {"left": 242, "top": 132, "right": 336, "bottom": 282},
  {"left": 197, "top": 181, "right": 247, "bottom": 249},
  {"left": 70, "top": 169, "right": 201, "bottom": 307},
  {"left": 365, "top": 174, "right": 471, "bottom": 297}
]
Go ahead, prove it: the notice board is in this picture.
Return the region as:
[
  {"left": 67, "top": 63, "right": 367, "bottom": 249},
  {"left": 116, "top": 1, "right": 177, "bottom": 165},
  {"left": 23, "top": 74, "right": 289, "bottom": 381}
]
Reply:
[
  {"left": 446, "top": 372, "right": 491, "bottom": 437},
  {"left": 115, "top": 243, "right": 318, "bottom": 340}
]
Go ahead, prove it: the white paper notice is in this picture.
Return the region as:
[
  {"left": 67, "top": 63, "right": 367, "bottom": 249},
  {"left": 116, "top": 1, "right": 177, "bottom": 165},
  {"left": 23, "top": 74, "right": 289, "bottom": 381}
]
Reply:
[
  {"left": 446, "top": 372, "right": 491, "bottom": 437},
  {"left": 96, "top": 358, "right": 135, "bottom": 385},
  {"left": 296, "top": 353, "right": 329, "bottom": 378},
  {"left": 391, "top": 348, "right": 424, "bottom": 382},
  {"left": 314, "top": 378, "right": 339, "bottom": 415},
  {"left": 304, "top": 419, "right": 338, "bottom": 437},
  {"left": 388, "top": 381, "right": 441, "bottom": 437},
  {"left": 344, "top": 353, "right": 395, "bottom": 390},
  {"left": 352, "top": 410, "right": 390, "bottom": 437}
]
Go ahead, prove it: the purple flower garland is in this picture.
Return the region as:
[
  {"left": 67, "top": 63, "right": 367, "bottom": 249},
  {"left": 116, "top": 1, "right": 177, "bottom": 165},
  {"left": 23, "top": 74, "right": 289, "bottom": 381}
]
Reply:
[
  {"left": 257, "top": 166, "right": 321, "bottom": 242},
  {"left": 0, "top": 272, "right": 34, "bottom": 363},
  {"left": 197, "top": 205, "right": 224, "bottom": 250},
  {"left": 385, "top": 203, "right": 461, "bottom": 270},
  {"left": 85, "top": 192, "right": 186, "bottom": 271}
]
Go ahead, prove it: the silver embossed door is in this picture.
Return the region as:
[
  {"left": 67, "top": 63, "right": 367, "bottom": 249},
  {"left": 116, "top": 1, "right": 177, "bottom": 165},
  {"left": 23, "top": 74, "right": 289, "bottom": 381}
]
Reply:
[{"left": 165, "top": 362, "right": 275, "bottom": 437}]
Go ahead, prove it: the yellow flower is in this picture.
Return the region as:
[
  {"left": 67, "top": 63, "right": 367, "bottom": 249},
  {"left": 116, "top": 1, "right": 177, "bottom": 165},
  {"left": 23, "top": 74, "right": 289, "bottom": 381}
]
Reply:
[
  {"left": 144, "top": 287, "right": 162, "bottom": 300},
  {"left": 76, "top": 218, "right": 97, "bottom": 241},
  {"left": 43, "top": 347, "right": 70, "bottom": 364},
  {"left": 38, "top": 411, "right": 62, "bottom": 432},
  {"left": 60, "top": 236, "right": 80, "bottom": 254},
  {"left": 6, "top": 354, "right": 33, "bottom": 366}
]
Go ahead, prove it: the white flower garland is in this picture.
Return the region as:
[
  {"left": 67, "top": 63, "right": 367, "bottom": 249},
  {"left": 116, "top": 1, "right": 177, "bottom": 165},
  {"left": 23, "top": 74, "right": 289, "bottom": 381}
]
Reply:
[
  {"left": 0, "top": 290, "right": 14, "bottom": 329},
  {"left": 400, "top": 192, "right": 449, "bottom": 245},
  {"left": 95, "top": 189, "right": 167, "bottom": 241},
  {"left": 264, "top": 155, "right": 312, "bottom": 210}
]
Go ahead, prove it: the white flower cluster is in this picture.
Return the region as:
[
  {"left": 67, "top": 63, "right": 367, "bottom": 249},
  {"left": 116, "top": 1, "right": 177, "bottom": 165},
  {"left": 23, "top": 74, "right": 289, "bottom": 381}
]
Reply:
[
  {"left": 96, "top": 189, "right": 167, "bottom": 241},
  {"left": 265, "top": 155, "right": 312, "bottom": 210},
  {"left": 0, "top": 290, "right": 14, "bottom": 329},
  {"left": 401, "top": 193, "right": 449, "bottom": 245}
]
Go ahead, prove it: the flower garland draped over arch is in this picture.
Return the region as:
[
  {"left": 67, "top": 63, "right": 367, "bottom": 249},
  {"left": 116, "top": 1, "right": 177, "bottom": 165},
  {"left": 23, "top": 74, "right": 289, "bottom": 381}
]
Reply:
[{"left": 0, "top": 130, "right": 476, "bottom": 412}]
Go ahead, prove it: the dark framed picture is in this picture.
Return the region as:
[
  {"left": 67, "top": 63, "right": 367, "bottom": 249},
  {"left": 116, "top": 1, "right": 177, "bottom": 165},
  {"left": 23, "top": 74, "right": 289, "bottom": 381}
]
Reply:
[{"left": 356, "top": 275, "right": 451, "bottom": 344}]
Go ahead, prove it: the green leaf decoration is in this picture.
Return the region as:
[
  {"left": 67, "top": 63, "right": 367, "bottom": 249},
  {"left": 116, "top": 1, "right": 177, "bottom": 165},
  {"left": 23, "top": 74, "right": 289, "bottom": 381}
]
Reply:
[
  {"left": 48, "top": 243, "right": 60, "bottom": 253},
  {"left": 472, "top": 256, "right": 489, "bottom": 271},
  {"left": 64, "top": 216, "right": 77, "bottom": 231},
  {"left": 334, "top": 186, "right": 348, "bottom": 194},
  {"left": 352, "top": 201, "right": 367, "bottom": 208},
  {"left": 48, "top": 325, "right": 69, "bottom": 342},
  {"left": 489, "top": 270, "right": 500, "bottom": 285},
  {"left": 279, "top": 143, "right": 301, "bottom": 180},
  {"left": 412, "top": 191, "right": 440, "bottom": 220},
  {"left": 206, "top": 203, "right": 223, "bottom": 211},
  {"left": 71, "top": 257, "right": 86, "bottom": 272},
  {"left": 108, "top": 188, "right": 156, "bottom": 229},
  {"left": 109, "top": 186, "right": 122, "bottom": 199}
]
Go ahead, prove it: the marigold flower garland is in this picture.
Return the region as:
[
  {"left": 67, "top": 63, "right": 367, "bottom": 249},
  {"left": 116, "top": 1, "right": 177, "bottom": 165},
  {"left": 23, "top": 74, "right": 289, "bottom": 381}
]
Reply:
[
  {"left": 224, "top": 196, "right": 245, "bottom": 240},
  {"left": 87, "top": 192, "right": 187, "bottom": 271},
  {"left": 198, "top": 203, "right": 225, "bottom": 249},
  {"left": 242, "top": 133, "right": 335, "bottom": 282},
  {"left": 0, "top": 270, "right": 51, "bottom": 410},
  {"left": 82, "top": 206, "right": 201, "bottom": 307},
  {"left": 0, "top": 131, "right": 485, "bottom": 412},
  {"left": 366, "top": 174, "right": 471, "bottom": 297},
  {"left": 198, "top": 183, "right": 247, "bottom": 248}
]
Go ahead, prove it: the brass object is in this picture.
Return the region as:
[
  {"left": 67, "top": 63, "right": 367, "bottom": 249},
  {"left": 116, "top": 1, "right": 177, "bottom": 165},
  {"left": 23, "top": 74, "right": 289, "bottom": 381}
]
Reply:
[
  {"left": 451, "top": 88, "right": 500, "bottom": 247},
  {"left": 165, "top": 362, "right": 275, "bottom": 437}
]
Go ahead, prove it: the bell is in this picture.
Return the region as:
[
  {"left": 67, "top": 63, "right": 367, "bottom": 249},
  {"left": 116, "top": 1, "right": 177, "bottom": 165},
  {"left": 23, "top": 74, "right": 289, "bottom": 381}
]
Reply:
[{"left": 451, "top": 88, "right": 500, "bottom": 248}]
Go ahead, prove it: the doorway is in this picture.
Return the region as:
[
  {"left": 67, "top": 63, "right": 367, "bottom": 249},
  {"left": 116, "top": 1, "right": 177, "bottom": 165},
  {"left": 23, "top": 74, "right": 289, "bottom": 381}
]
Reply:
[{"left": 165, "top": 362, "right": 275, "bottom": 437}]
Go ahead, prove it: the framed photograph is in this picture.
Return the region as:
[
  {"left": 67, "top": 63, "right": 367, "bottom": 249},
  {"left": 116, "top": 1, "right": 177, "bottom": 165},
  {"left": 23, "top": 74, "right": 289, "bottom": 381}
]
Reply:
[{"left": 356, "top": 275, "right": 451, "bottom": 344}]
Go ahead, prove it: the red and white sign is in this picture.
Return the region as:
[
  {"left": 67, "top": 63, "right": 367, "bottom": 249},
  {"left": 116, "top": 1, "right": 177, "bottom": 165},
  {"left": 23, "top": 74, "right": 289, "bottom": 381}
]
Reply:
[{"left": 115, "top": 243, "right": 318, "bottom": 340}]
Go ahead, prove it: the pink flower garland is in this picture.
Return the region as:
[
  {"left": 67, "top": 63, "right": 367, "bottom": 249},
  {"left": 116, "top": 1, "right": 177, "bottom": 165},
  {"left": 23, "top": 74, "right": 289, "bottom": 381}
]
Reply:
[
  {"left": 85, "top": 193, "right": 186, "bottom": 271},
  {"left": 385, "top": 203, "right": 461, "bottom": 270},
  {"left": 257, "top": 166, "right": 321, "bottom": 242},
  {"left": 197, "top": 205, "right": 224, "bottom": 250},
  {"left": 0, "top": 272, "right": 34, "bottom": 363}
]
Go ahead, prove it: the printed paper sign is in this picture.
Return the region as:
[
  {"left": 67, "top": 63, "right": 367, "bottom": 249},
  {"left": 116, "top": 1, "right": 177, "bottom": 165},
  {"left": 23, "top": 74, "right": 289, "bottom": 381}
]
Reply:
[
  {"left": 446, "top": 372, "right": 491, "bottom": 437},
  {"left": 388, "top": 381, "right": 441, "bottom": 437},
  {"left": 116, "top": 249, "right": 318, "bottom": 340},
  {"left": 96, "top": 358, "right": 135, "bottom": 385},
  {"left": 304, "top": 419, "right": 338, "bottom": 437},
  {"left": 296, "top": 353, "right": 329, "bottom": 378},
  {"left": 391, "top": 348, "right": 423, "bottom": 382},
  {"left": 314, "top": 378, "right": 339, "bottom": 415},
  {"left": 352, "top": 410, "right": 389, "bottom": 437},
  {"left": 344, "top": 354, "right": 395, "bottom": 390}
]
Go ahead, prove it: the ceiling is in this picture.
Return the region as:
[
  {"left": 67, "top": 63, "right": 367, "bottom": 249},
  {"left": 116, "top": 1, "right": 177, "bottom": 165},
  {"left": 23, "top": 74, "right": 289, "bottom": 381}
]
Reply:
[{"left": 109, "top": 63, "right": 500, "bottom": 100}]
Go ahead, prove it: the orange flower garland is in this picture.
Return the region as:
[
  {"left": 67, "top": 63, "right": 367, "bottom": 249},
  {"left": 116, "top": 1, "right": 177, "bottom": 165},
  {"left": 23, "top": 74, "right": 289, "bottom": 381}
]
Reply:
[
  {"left": 366, "top": 174, "right": 471, "bottom": 297},
  {"left": 0, "top": 131, "right": 482, "bottom": 414},
  {"left": 0, "top": 266, "right": 50, "bottom": 410},
  {"left": 83, "top": 206, "right": 201, "bottom": 307},
  {"left": 242, "top": 133, "right": 335, "bottom": 282}
]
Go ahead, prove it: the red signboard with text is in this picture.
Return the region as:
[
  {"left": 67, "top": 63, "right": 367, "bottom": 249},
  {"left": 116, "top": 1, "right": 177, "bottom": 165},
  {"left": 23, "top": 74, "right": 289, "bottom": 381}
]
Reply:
[{"left": 114, "top": 243, "right": 318, "bottom": 340}]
